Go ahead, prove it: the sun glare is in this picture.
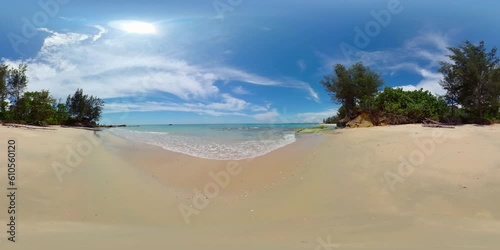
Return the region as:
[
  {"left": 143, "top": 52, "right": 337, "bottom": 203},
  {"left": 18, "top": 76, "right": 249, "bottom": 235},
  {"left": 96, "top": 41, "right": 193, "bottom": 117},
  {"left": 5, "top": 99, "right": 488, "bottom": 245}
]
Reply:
[{"left": 110, "top": 20, "right": 157, "bottom": 34}]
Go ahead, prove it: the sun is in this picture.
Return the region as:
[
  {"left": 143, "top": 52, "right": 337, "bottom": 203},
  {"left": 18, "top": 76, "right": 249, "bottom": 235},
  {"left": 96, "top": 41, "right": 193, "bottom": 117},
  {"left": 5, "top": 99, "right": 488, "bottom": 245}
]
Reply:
[
  {"left": 121, "top": 21, "right": 156, "bottom": 34},
  {"left": 110, "top": 20, "right": 157, "bottom": 35}
]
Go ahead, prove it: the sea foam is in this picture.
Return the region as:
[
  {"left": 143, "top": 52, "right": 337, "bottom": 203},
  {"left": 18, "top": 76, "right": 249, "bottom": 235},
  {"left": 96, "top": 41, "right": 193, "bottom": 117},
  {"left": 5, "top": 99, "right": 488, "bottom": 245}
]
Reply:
[{"left": 109, "top": 128, "right": 296, "bottom": 160}]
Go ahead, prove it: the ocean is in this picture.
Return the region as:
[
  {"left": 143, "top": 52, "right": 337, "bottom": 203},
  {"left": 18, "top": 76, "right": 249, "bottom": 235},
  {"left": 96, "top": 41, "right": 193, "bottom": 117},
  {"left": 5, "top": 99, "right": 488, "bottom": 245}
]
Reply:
[{"left": 108, "top": 123, "right": 320, "bottom": 160}]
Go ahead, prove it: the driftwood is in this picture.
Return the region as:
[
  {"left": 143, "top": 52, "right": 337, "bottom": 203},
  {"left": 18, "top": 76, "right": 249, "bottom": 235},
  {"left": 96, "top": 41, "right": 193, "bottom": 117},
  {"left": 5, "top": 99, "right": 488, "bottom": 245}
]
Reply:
[{"left": 422, "top": 118, "right": 455, "bottom": 129}]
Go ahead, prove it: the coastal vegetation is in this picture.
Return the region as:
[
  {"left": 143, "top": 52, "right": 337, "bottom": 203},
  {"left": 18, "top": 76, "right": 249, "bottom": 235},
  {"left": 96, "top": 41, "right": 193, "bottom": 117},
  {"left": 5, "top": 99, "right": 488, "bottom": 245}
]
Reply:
[
  {"left": 439, "top": 41, "right": 500, "bottom": 123},
  {"left": 0, "top": 63, "right": 104, "bottom": 127},
  {"left": 321, "top": 62, "right": 383, "bottom": 120},
  {"left": 322, "top": 41, "right": 500, "bottom": 127}
]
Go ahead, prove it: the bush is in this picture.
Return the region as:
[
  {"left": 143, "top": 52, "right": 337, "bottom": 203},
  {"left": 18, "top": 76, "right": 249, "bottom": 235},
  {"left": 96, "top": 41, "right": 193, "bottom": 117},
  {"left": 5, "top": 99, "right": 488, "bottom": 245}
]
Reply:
[{"left": 374, "top": 87, "right": 448, "bottom": 123}]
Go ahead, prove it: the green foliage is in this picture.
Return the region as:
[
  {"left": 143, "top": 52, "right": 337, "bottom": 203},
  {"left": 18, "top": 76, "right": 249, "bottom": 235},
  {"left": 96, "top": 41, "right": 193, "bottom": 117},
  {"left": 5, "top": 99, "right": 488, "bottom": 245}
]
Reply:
[
  {"left": 337, "top": 105, "right": 346, "bottom": 120},
  {"left": 0, "top": 64, "right": 103, "bottom": 126},
  {"left": 2, "top": 63, "right": 29, "bottom": 120},
  {"left": 323, "top": 105, "right": 346, "bottom": 124},
  {"left": 320, "top": 63, "right": 449, "bottom": 125},
  {"left": 66, "top": 88, "right": 104, "bottom": 124},
  {"left": 374, "top": 87, "right": 448, "bottom": 123},
  {"left": 321, "top": 63, "right": 383, "bottom": 118},
  {"left": 321, "top": 51, "right": 500, "bottom": 125},
  {"left": 0, "top": 64, "right": 9, "bottom": 119},
  {"left": 14, "top": 90, "right": 56, "bottom": 125},
  {"left": 323, "top": 116, "right": 338, "bottom": 124},
  {"left": 54, "top": 103, "right": 70, "bottom": 124},
  {"left": 7, "top": 64, "right": 28, "bottom": 105},
  {"left": 439, "top": 41, "right": 500, "bottom": 122}
]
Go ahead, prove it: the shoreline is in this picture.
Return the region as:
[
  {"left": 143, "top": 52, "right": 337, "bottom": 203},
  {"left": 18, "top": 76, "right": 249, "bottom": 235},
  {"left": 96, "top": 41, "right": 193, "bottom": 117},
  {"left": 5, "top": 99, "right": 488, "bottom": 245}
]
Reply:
[
  {"left": 98, "top": 128, "right": 325, "bottom": 193},
  {"left": 104, "top": 124, "right": 319, "bottom": 161}
]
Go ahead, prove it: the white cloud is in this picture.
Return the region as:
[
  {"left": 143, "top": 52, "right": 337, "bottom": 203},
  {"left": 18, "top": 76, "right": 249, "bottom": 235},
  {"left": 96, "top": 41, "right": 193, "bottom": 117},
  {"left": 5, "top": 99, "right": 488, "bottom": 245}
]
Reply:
[
  {"left": 297, "top": 59, "right": 306, "bottom": 72},
  {"left": 232, "top": 86, "right": 250, "bottom": 95},
  {"left": 210, "top": 68, "right": 319, "bottom": 101},
  {"left": 394, "top": 85, "right": 418, "bottom": 92},
  {"left": 187, "top": 94, "right": 249, "bottom": 111},
  {"left": 250, "top": 106, "right": 269, "bottom": 112},
  {"left": 1, "top": 25, "right": 319, "bottom": 120},
  {"left": 104, "top": 99, "right": 276, "bottom": 120},
  {"left": 213, "top": 67, "right": 278, "bottom": 86},
  {"left": 37, "top": 28, "right": 91, "bottom": 52},
  {"left": 92, "top": 25, "right": 107, "bottom": 41},
  {"left": 320, "top": 32, "right": 451, "bottom": 96},
  {"left": 59, "top": 16, "right": 87, "bottom": 22},
  {"left": 296, "top": 108, "right": 338, "bottom": 123},
  {"left": 104, "top": 101, "right": 247, "bottom": 117},
  {"left": 306, "top": 85, "right": 320, "bottom": 102},
  {"left": 253, "top": 109, "right": 279, "bottom": 121},
  {"left": 392, "top": 66, "right": 445, "bottom": 95},
  {"left": 413, "top": 68, "right": 445, "bottom": 95},
  {"left": 284, "top": 79, "right": 320, "bottom": 103}
]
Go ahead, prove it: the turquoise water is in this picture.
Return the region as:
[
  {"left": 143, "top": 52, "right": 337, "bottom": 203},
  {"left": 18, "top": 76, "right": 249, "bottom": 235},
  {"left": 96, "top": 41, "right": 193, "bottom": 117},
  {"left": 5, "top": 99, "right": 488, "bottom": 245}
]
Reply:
[{"left": 109, "top": 123, "right": 319, "bottom": 160}]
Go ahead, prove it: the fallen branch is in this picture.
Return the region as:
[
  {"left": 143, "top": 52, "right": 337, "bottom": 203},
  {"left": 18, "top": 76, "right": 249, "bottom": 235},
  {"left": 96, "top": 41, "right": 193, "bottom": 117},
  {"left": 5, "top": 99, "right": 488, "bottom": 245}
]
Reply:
[{"left": 422, "top": 118, "right": 455, "bottom": 129}]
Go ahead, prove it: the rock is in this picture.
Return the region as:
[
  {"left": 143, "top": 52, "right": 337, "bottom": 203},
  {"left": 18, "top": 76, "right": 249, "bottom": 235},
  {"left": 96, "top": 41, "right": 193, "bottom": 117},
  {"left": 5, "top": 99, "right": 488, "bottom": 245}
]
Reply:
[
  {"left": 346, "top": 113, "right": 374, "bottom": 128},
  {"left": 336, "top": 117, "right": 350, "bottom": 128}
]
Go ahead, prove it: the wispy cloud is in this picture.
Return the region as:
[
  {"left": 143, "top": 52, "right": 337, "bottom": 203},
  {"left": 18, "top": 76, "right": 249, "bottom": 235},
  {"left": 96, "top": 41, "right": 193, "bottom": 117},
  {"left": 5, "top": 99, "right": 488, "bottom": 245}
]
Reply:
[
  {"left": 214, "top": 68, "right": 319, "bottom": 102},
  {"left": 1, "top": 24, "right": 318, "bottom": 120},
  {"left": 104, "top": 101, "right": 247, "bottom": 117},
  {"left": 285, "top": 79, "right": 320, "bottom": 103},
  {"left": 253, "top": 109, "right": 279, "bottom": 121},
  {"left": 232, "top": 86, "right": 250, "bottom": 95},
  {"left": 406, "top": 67, "right": 445, "bottom": 95},
  {"left": 296, "top": 108, "right": 338, "bottom": 123},
  {"left": 104, "top": 99, "right": 277, "bottom": 122},
  {"left": 319, "top": 32, "right": 452, "bottom": 95},
  {"left": 297, "top": 59, "right": 306, "bottom": 72},
  {"left": 37, "top": 28, "right": 93, "bottom": 52},
  {"left": 92, "top": 25, "right": 107, "bottom": 41},
  {"left": 59, "top": 16, "right": 87, "bottom": 22}
]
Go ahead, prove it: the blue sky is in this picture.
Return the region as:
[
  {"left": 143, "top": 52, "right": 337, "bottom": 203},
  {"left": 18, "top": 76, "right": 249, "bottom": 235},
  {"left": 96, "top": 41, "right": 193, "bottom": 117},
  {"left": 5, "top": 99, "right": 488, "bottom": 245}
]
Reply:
[{"left": 1, "top": 0, "right": 499, "bottom": 125}]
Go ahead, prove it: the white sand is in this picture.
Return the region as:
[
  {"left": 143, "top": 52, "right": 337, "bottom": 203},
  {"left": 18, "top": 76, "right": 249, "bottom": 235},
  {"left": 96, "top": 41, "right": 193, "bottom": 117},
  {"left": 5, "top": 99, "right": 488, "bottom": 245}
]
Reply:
[{"left": 1, "top": 124, "right": 500, "bottom": 249}]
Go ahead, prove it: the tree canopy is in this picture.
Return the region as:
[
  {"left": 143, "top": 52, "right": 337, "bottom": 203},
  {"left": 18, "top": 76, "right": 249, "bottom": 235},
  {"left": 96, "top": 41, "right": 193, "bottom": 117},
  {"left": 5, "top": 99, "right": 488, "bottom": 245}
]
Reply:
[
  {"left": 321, "top": 63, "right": 383, "bottom": 119},
  {"left": 439, "top": 41, "right": 500, "bottom": 122},
  {"left": 0, "top": 64, "right": 104, "bottom": 126},
  {"left": 374, "top": 87, "right": 448, "bottom": 123},
  {"left": 0, "top": 64, "right": 9, "bottom": 119},
  {"left": 14, "top": 90, "right": 56, "bottom": 125},
  {"left": 322, "top": 41, "right": 500, "bottom": 126},
  {"left": 7, "top": 64, "right": 28, "bottom": 105},
  {"left": 66, "top": 88, "right": 105, "bottom": 124}
]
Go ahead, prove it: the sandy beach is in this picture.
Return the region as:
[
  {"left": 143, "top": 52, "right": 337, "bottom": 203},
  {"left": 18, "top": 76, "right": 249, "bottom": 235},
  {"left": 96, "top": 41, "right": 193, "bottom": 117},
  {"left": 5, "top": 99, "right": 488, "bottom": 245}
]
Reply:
[{"left": 1, "top": 124, "right": 500, "bottom": 249}]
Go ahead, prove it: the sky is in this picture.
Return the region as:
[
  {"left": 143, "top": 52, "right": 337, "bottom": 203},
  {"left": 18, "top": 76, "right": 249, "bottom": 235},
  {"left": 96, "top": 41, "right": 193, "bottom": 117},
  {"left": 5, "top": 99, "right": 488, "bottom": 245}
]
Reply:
[{"left": 1, "top": 0, "right": 499, "bottom": 125}]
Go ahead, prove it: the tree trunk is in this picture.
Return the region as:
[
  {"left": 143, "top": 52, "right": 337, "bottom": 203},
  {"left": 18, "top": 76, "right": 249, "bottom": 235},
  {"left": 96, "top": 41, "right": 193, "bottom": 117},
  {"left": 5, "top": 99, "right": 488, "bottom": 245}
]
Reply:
[
  {"left": 478, "top": 95, "right": 483, "bottom": 122},
  {"left": 479, "top": 101, "right": 483, "bottom": 121}
]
